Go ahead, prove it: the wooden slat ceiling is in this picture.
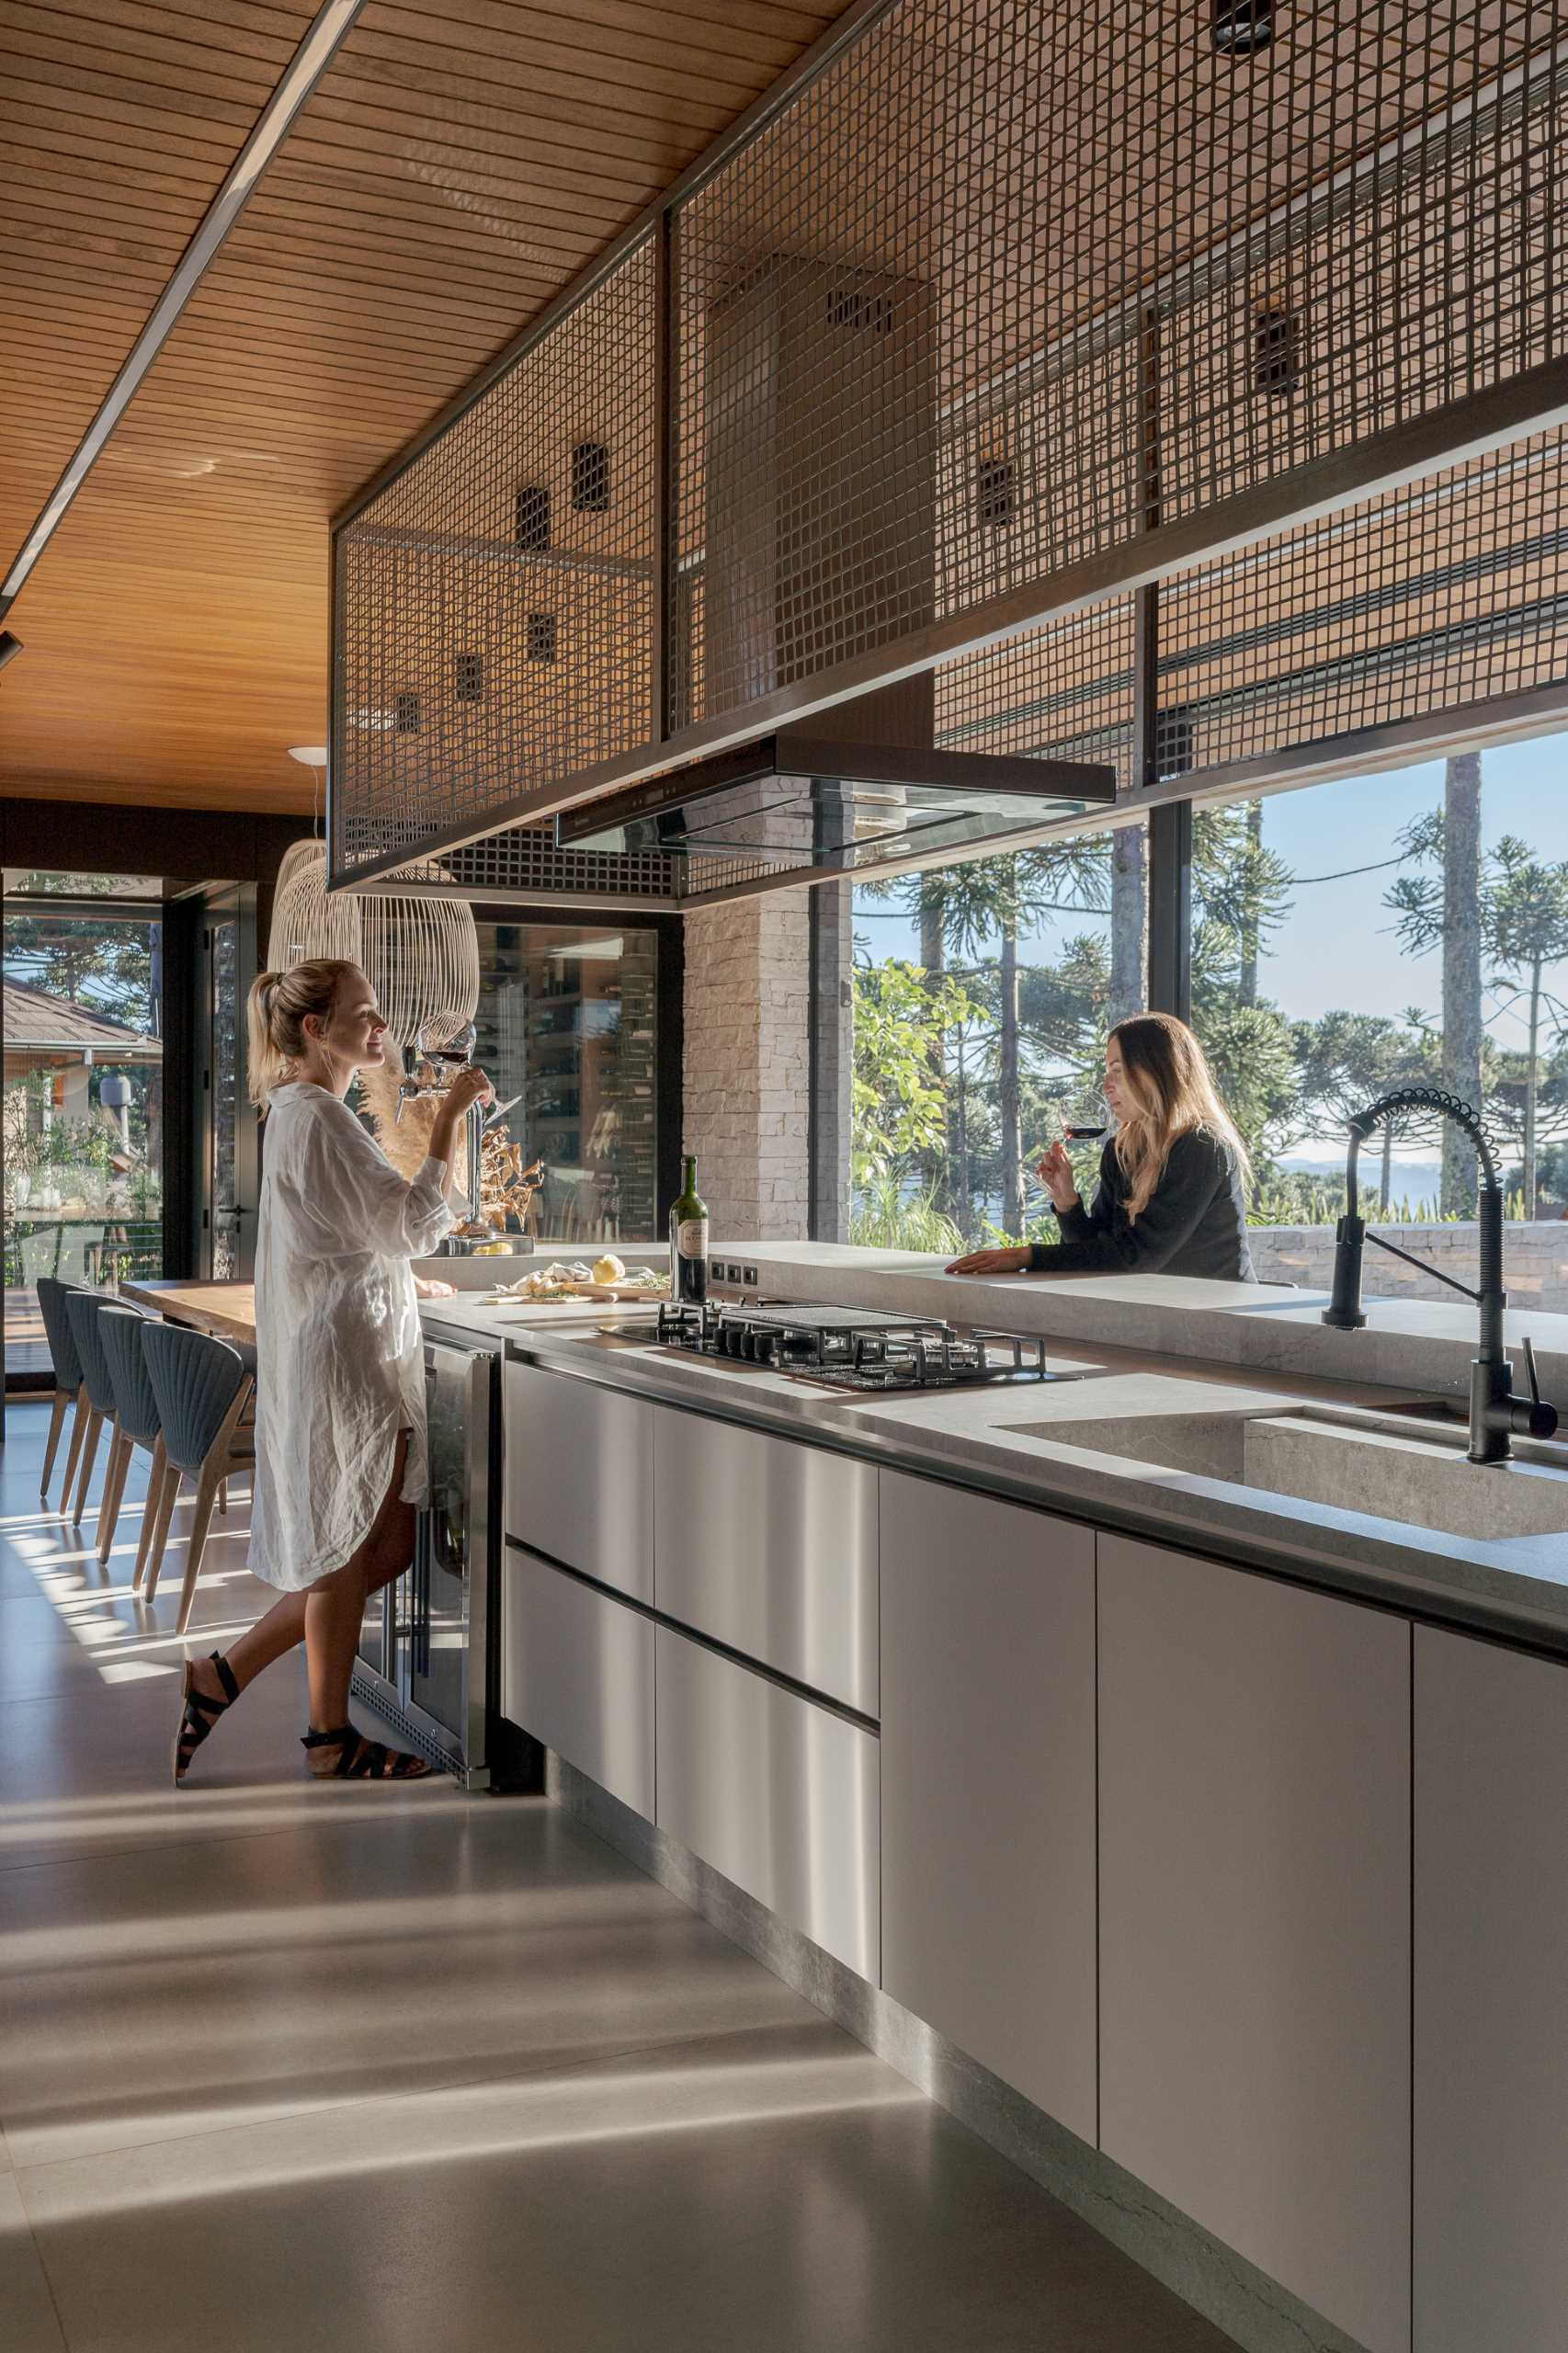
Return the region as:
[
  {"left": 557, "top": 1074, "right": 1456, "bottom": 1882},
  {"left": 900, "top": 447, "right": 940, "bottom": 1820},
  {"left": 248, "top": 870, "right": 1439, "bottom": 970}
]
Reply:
[{"left": 0, "top": 0, "right": 851, "bottom": 813}]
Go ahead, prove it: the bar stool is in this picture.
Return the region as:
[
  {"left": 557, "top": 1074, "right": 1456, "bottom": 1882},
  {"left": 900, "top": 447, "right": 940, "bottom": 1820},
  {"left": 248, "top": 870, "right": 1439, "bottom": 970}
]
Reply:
[
  {"left": 35, "top": 1277, "right": 87, "bottom": 1509},
  {"left": 140, "top": 1323, "right": 256, "bottom": 1636},
  {"left": 97, "top": 1306, "right": 170, "bottom": 1583},
  {"left": 62, "top": 1290, "right": 122, "bottom": 1529}
]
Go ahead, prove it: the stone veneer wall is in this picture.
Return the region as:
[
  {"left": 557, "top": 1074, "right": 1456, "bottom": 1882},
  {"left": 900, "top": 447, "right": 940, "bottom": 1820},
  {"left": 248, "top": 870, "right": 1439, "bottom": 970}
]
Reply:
[
  {"left": 1251, "top": 1221, "right": 1568, "bottom": 1313},
  {"left": 681, "top": 892, "right": 812, "bottom": 1239}
]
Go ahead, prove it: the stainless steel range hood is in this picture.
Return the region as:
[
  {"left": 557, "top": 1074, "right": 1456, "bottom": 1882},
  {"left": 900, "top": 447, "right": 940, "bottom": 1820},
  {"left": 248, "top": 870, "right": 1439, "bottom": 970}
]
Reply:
[{"left": 555, "top": 683, "right": 1118, "bottom": 908}]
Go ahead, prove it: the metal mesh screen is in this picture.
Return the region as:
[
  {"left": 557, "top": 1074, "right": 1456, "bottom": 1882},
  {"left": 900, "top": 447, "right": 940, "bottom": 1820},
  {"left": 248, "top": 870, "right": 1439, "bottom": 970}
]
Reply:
[
  {"left": 670, "top": 0, "right": 1566, "bottom": 733},
  {"left": 1156, "top": 430, "right": 1568, "bottom": 775},
  {"left": 935, "top": 598, "right": 1138, "bottom": 788},
  {"left": 936, "top": 425, "right": 1568, "bottom": 790},
  {"left": 334, "top": 0, "right": 1568, "bottom": 881},
  {"left": 334, "top": 241, "right": 657, "bottom": 880},
  {"left": 374, "top": 827, "right": 681, "bottom": 907}
]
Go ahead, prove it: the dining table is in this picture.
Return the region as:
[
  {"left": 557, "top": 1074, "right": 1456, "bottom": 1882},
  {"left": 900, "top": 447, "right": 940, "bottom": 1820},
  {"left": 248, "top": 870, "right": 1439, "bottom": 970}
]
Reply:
[{"left": 120, "top": 1278, "right": 257, "bottom": 1347}]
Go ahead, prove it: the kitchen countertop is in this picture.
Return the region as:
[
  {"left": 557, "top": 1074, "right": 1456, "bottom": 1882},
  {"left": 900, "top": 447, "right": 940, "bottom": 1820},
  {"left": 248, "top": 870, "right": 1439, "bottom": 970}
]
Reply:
[{"left": 424, "top": 1248, "right": 1568, "bottom": 1653}]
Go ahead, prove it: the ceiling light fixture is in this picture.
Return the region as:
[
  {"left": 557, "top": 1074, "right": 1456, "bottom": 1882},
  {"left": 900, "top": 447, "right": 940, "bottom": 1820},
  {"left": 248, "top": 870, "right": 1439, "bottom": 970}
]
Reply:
[{"left": 1212, "top": 0, "right": 1274, "bottom": 54}]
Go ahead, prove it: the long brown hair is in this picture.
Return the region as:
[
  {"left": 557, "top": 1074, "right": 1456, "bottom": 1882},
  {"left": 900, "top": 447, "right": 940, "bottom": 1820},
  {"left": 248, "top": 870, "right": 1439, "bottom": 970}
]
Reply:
[
  {"left": 1109, "top": 1013, "right": 1252, "bottom": 1221},
  {"left": 244, "top": 959, "right": 359, "bottom": 1109}
]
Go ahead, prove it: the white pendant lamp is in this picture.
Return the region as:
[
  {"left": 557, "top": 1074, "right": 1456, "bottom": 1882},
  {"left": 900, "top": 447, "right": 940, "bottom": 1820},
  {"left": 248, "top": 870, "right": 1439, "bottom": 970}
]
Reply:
[{"left": 274, "top": 745, "right": 480, "bottom": 1047}]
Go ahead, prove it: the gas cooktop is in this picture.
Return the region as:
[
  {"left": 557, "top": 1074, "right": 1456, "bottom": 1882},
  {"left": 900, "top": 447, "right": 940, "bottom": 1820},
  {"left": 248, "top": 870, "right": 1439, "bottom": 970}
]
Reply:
[{"left": 651, "top": 1300, "right": 1065, "bottom": 1392}]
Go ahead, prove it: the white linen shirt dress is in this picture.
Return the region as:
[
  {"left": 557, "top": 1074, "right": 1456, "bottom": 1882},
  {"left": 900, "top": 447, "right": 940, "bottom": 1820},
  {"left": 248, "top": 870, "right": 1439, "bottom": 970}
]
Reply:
[{"left": 247, "top": 1081, "right": 455, "bottom": 1591}]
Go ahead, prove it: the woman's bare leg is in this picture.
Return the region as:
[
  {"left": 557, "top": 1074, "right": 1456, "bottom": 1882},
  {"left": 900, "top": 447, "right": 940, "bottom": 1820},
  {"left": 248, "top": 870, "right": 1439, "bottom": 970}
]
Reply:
[
  {"left": 184, "top": 1432, "right": 413, "bottom": 1725},
  {"left": 305, "top": 1431, "right": 414, "bottom": 1733}
]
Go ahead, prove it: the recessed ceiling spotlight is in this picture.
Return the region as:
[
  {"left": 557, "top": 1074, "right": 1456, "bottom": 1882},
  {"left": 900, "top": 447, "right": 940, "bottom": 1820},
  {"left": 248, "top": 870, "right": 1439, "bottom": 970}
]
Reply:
[
  {"left": 1213, "top": 0, "right": 1274, "bottom": 54},
  {"left": 288, "top": 744, "right": 328, "bottom": 766}
]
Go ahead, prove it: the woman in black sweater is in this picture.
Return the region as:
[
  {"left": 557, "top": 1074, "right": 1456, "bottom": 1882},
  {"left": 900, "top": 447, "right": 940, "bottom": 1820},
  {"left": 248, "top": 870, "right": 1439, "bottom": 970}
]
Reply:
[{"left": 947, "top": 1012, "right": 1256, "bottom": 1282}]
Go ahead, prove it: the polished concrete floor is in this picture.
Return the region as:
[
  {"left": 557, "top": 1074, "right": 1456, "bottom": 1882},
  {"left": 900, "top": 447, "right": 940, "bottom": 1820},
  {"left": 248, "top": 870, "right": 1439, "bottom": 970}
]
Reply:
[{"left": 0, "top": 1396, "right": 1241, "bottom": 2353}]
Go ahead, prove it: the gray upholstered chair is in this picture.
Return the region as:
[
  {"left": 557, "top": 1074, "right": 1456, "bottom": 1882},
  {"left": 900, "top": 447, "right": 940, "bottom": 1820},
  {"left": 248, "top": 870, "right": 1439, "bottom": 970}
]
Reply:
[
  {"left": 62, "top": 1289, "right": 122, "bottom": 1529},
  {"left": 139, "top": 1323, "right": 256, "bottom": 1635},
  {"left": 35, "top": 1278, "right": 87, "bottom": 1510},
  {"left": 97, "top": 1306, "right": 170, "bottom": 1584}
]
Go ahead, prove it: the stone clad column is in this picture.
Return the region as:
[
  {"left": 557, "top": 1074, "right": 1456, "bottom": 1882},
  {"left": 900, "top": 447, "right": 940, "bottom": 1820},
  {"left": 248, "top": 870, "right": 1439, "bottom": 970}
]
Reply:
[{"left": 682, "top": 892, "right": 812, "bottom": 1240}]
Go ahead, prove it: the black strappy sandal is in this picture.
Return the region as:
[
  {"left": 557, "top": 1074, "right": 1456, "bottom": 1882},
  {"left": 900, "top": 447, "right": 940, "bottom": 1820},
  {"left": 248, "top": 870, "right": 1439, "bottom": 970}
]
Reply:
[
  {"left": 173, "top": 1651, "right": 240, "bottom": 1785},
  {"left": 301, "top": 1724, "right": 434, "bottom": 1780}
]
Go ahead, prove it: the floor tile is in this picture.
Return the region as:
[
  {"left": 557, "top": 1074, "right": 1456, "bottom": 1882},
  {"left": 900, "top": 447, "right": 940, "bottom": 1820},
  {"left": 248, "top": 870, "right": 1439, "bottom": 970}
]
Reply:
[
  {"left": 0, "top": 2176, "right": 66, "bottom": 2353},
  {"left": 0, "top": 1399, "right": 1241, "bottom": 2352},
  {"left": 0, "top": 1803, "right": 809, "bottom": 2167},
  {"left": 18, "top": 2030, "right": 1234, "bottom": 2353}
]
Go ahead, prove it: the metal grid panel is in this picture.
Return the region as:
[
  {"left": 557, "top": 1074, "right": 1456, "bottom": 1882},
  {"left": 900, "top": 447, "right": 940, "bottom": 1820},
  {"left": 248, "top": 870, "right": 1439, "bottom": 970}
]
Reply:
[
  {"left": 377, "top": 826, "right": 682, "bottom": 906},
  {"left": 1156, "top": 428, "right": 1568, "bottom": 775},
  {"left": 335, "top": 0, "right": 1568, "bottom": 881},
  {"left": 334, "top": 241, "right": 657, "bottom": 880},
  {"left": 933, "top": 425, "right": 1568, "bottom": 789},
  {"left": 935, "top": 598, "right": 1138, "bottom": 789},
  {"left": 671, "top": 0, "right": 1565, "bottom": 733}
]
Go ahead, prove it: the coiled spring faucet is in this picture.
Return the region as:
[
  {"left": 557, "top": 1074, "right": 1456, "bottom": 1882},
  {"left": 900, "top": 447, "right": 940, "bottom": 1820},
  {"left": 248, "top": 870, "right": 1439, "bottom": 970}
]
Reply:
[{"left": 1321, "top": 1086, "right": 1559, "bottom": 1465}]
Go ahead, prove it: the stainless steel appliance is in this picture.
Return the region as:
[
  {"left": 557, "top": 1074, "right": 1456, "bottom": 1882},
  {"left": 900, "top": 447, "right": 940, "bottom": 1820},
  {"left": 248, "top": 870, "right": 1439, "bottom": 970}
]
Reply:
[
  {"left": 650, "top": 1301, "right": 1064, "bottom": 1391},
  {"left": 353, "top": 1334, "right": 529, "bottom": 1786}
]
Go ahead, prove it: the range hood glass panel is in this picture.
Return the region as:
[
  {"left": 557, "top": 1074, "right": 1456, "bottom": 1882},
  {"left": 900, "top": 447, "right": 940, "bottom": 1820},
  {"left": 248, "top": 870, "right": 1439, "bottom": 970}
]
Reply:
[{"left": 567, "top": 772, "right": 1112, "bottom": 878}]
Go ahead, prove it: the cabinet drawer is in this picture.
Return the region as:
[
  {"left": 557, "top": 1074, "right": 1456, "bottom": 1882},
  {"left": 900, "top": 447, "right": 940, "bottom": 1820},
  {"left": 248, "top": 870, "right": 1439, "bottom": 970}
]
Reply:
[
  {"left": 653, "top": 1410, "right": 878, "bottom": 1714},
  {"left": 504, "top": 1359, "right": 653, "bottom": 1600},
  {"left": 500, "top": 1548, "right": 653, "bottom": 1819},
  {"left": 655, "top": 1627, "right": 880, "bottom": 1981},
  {"left": 1098, "top": 1533, "right": 1410, "bottom": 2353},
  {"left": 880, "top": 1472, "right": 1096, "bottom": 2142}
]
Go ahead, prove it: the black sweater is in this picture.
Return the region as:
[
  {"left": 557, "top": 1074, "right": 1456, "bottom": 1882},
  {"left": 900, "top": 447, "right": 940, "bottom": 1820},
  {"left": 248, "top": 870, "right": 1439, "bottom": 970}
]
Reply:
[{"left": 1027, "top": 1128, "right": 1255, "bottom": 1281}]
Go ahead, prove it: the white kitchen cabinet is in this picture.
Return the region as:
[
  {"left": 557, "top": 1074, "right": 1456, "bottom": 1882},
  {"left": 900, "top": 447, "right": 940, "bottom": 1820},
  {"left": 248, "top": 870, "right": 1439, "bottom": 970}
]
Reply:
[
  {"left": 879, "top": 1472, "right": 1097, "bottom": 2142},
  {"left": 504, "top": 1358, "right": 653, "bottom": 1600},
  {"left": 654, "top": 1626, "right": 880, "bottom": 1980},
  {"left": 499, "top": 1547, "right": 654, "bottom": 1818},
  {"left": 1098, "top": 1534, "right": 1411, "bottom": 2353},
  {"left": 652, "top": 1408, "right": 878, "bottom": 1713},
  {"left": 1415, "top": 1624, "right": 1568, "bottom": 2353}
]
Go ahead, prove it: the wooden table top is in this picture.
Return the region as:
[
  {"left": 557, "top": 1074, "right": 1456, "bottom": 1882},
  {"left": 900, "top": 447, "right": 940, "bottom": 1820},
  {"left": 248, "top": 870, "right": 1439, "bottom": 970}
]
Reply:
[{"left": 120, "top": 1279, "right": 256, "bottom": 1347}]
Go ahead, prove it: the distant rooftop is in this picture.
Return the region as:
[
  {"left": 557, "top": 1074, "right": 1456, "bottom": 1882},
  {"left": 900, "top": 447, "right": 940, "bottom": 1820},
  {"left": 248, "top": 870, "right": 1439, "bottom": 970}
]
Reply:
[{"left": 3, "top": 979, "right": 162, "bottom": 1059}]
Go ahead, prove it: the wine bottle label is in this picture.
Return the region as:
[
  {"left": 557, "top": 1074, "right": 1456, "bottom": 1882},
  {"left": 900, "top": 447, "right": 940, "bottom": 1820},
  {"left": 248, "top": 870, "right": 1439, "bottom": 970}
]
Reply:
[{"left": 677, "top": 1217, "right": 709, "bottom": 1259}]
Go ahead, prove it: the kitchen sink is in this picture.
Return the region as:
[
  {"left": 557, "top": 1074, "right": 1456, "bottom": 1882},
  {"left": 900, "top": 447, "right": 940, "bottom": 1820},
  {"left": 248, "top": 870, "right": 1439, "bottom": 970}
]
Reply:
[{"left": 1003, "top": 1404, "right": 1568, "bottom": 1542}]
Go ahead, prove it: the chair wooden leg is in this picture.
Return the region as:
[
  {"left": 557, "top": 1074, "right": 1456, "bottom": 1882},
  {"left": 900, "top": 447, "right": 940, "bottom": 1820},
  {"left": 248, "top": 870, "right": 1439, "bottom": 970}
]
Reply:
[
  {"left": 132, "top": 1435, "right": 167, "bottom": 1592},
  {"left": 217, "top": 1477, "right": 227, "bottom": 1518},
  {"left": 141, "top": 1464, "right": 182, "bottom": 1603},
  {"left": 97, "top": 1430, "right": 132, "bottom": 1564},
  {"left": 58, "top": 1383, "right": 89, "bottom": 1516},
  {"left": 175, "top": 1463, "right": 222, "bottom": 1636},
  {"left": 71, "top": 1408, "right": 103, "bottom": 1529},
  {"left": 40, "top": 1389, "right": 68, "bottom": 1503}
]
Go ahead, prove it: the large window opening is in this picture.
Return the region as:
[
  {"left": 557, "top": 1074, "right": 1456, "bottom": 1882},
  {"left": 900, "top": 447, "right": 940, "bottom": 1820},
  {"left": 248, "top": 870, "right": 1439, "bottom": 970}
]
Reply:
[
  {"left": 847, "top": 823, "right": 1148, "bottom": 1254},
  {"left": 817, "top": 731, "right": 1568, "bottom": 1306},
  {"left": 3, "top": 875, "right": 165, "bottom": 1377}
]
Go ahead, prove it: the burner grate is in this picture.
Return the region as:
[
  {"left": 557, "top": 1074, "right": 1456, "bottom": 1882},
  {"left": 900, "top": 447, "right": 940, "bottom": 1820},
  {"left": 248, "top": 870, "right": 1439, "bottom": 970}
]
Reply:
[{"left": 653, "top": 1301, "right": 1051, "bottom": 1388}]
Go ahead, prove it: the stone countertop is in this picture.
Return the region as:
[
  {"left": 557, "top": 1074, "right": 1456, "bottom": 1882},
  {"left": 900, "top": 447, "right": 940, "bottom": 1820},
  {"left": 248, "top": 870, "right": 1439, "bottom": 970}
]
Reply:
[
  {"left": 708, "top": 1243, "right": 1568, "bottom": 1403},
  {"left": 431, "top": 1264, "right": 1568, "bottom": 1655}
]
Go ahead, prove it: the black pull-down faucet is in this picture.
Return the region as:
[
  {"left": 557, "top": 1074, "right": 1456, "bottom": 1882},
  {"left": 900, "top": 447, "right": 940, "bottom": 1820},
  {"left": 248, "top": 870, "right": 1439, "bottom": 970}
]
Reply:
[{"left": 1321, "top": 1085, "right": 1560, "bottom": 1465}]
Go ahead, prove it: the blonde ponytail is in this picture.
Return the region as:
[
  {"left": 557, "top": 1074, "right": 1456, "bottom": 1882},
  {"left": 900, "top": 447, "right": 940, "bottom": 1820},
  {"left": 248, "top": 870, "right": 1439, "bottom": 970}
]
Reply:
[{"left": 246, "top": 959, "right": 358, "bottom": 1108}]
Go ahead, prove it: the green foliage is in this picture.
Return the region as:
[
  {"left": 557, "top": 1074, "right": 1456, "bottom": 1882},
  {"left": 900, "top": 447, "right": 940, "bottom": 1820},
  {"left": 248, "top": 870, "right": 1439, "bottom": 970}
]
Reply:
[
  {"left": 850, "top": 957, "right": 982, "bottom": 1190},
  {"left": 848, "top": 1171, "right": 966, "bottom": 1255}
]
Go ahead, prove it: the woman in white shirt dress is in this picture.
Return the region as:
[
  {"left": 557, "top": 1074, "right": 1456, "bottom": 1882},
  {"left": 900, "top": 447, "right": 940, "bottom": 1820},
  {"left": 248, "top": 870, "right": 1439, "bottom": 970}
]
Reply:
[{"left": 172, "top": 959, "right": 492, "bottom": 1783}]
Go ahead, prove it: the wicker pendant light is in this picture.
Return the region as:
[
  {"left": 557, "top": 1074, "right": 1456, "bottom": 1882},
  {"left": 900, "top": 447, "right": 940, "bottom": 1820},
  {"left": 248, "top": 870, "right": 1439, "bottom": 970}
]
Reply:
[{"left": 266, "top": 839, "right": 479, "bottom": 1051}]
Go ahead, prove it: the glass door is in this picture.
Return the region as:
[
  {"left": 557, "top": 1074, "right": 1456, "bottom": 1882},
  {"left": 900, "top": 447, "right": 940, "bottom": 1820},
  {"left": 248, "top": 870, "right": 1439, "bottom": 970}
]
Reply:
[
  {"left": 196, "top": 891, "right": 257, "bottom": 1279},
  {"left": 3, "top": 873, "right": 166, "bottom": 1387}
]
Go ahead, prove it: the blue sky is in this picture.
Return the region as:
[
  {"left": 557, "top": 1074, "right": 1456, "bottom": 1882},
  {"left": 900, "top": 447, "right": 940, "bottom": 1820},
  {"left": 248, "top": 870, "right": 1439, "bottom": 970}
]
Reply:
[
  {"left": 854, "top": 730, "right": 1568, "bottom": 1170},
  {"left": 860, "top": 728, "right": 1566, "bottom": 1026}
]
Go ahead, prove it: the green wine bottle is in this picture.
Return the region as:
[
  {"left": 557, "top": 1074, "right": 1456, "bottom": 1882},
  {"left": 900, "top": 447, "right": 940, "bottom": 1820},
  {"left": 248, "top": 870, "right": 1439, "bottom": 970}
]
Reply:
[{"left": 669, "top": 1154, "right": 709, "bottom": 1304}]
